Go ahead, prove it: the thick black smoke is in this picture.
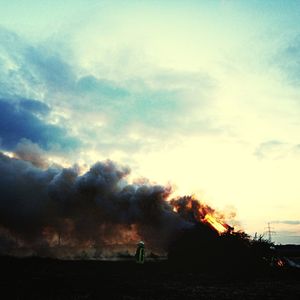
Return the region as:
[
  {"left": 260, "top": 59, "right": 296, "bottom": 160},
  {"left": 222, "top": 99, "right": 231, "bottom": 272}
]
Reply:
[{"left": 0, "top": 152, "right": 193, "bottom": 257}]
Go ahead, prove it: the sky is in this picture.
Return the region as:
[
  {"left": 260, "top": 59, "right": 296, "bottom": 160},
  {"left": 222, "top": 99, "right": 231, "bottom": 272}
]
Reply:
[{"left": 0, "top": 0, "right": 300, "bottom": 244}]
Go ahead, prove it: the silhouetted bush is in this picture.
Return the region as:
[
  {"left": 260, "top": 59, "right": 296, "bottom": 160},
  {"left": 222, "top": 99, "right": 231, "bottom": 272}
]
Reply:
[{"left": 168, "top": 225, "right": 273, "bottom": 274}]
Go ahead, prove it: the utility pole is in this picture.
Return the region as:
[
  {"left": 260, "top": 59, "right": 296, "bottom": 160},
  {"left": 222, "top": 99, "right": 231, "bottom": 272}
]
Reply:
[{"left": 265, "top": 222, "right": 276, "bottom": 242}]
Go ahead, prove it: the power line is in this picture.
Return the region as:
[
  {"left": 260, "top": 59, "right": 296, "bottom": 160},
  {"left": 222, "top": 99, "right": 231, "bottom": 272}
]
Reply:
[{"left": 264, "top": 222, "right": 276, "bottom": 242}]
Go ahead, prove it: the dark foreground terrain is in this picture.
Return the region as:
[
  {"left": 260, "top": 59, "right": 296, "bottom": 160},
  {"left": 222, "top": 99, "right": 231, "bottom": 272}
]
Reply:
[{"left": 1, "top": 256, "right": 300, "bottom": 300}]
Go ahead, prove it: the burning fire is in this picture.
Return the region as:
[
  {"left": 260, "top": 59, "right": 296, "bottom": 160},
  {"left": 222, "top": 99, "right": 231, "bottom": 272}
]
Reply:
[
  {"left": 170, "top": 196, "right": 231, "bottom": 235},
  {"left": 203, "top": 214, "right": 228, "bottom": 234}
]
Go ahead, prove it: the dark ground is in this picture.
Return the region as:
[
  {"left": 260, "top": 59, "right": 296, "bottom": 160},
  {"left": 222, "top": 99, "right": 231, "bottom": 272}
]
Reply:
[{"left": 1, "top": 256, "right": 300, "bottom": 300}]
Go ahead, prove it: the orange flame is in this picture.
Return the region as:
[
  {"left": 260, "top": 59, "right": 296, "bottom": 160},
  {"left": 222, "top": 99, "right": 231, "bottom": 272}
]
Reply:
[
  {"left": 170, "top": 196, "right": 232, "bottom": 234},
  {"left": 203, "top": 214, "right": 228, "bottom": 234}
]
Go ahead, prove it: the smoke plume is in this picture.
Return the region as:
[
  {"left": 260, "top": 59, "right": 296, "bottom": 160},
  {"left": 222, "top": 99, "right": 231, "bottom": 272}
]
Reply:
[
  {"left": 0, "top": 151, "right": 230, "bottom": 258},
  {"left": 0, "top": 152, "right": 186, "bottom": 257},
  {"left": 14, "top": 138, "right": 49, "bottom": 168}
]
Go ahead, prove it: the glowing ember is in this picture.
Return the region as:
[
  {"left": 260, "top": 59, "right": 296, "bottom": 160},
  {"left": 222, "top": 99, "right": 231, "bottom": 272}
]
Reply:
[
  {"left": 277, "top": 259, "right": 284, "bottom": 267},
  {"left": 203, "top": 214, "right": 228, "bottom": 234}
]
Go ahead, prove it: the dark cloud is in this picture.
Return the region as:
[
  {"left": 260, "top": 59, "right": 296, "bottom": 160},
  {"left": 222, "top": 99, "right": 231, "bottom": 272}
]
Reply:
[
  {"left": 19, "top": 98, "right": 50, "bottom": 115},
  {"left": 0, "top": 98, "right": 79, "bottom": 151},
  {"left": 0, "top": 27, "right": 218, "bottom": 157}
]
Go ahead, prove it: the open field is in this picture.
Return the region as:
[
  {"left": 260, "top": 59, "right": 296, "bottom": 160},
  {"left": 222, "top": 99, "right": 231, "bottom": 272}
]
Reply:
[{"left": 1, "top": 256, "right": 300, "bottom": 300}]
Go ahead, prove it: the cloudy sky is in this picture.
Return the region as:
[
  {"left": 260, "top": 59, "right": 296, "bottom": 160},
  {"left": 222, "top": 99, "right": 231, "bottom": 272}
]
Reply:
[{"left": 0, "top": 0, "right": 300, "bottom": 244}]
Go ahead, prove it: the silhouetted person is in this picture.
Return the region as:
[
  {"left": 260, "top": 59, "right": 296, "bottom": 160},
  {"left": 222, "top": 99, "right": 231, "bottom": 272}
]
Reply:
[{"left": 135, "top": 241, "right": 145, "bottom": 264}]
